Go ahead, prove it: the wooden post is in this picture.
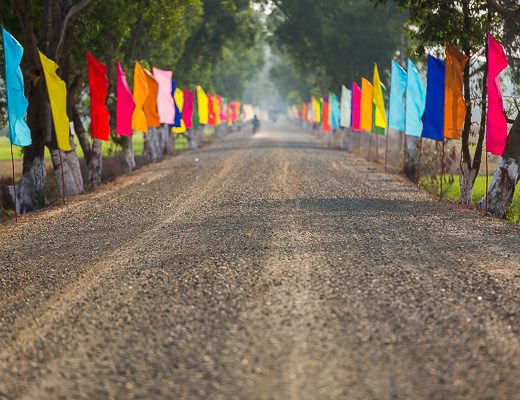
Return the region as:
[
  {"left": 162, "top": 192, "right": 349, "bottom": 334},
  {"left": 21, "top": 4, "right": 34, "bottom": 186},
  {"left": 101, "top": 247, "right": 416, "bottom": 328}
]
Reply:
[
  {"left": 485, "top": 151, "right": 489, "bottom": 213},
  {"left": 10, "top": 144, "right": 18, "bottom": 222},
  {"left": 384, "top": 129, "right": 389, "bottom": 171},
  {"left": 417, "top": 138, "right": 423, "bottom": 187},
  {"left": 368, "top": 132, "right": 372, "bottom": 160},
  {"left": 376, "top": 134, "right": 379, "bottom": 163},
  {"left": 440, "top": 139, "right": 445, "bottom": 201}
]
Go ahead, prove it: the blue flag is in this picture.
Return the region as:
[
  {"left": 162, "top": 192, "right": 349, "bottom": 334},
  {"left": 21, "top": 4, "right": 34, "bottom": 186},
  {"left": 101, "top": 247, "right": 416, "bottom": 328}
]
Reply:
[
  {"left": 388, "top": 60, "right": 407, "bottom": 132},
  {"left": 330, "top": 93, "right": 341, "bottom": 130},
  {"left": 2, "top": 28, "right": 31, "bottom": 147},
  {"left": 422, "top": 55, "right": 445, "bottom": 141},
  {"left": 171, "top": 80, "right": 181, "bottom": 128},
  {"left": 405, "top": 59, "right": 426, "bottom": 137}
]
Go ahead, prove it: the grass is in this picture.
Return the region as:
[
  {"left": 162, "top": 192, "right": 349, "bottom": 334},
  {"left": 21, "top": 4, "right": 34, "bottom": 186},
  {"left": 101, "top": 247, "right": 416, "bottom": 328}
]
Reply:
[
  {"left": 423, "top": 175, "right": 520, "bottom": 223},
  {"left": 0, "top": 132, "right": 192, "bottom": 161}
]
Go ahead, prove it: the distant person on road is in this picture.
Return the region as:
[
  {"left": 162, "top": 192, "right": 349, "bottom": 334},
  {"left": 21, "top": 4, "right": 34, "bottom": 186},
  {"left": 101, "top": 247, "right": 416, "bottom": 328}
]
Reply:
[{"left": 252, "top": 114, "right": 260, "bottom": 134}]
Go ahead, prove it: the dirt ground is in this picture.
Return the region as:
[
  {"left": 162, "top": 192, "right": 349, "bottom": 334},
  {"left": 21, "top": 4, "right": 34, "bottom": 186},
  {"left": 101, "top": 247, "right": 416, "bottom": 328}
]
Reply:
[{"left": 0, "top": 122, "right": 519, "bottom": 399}]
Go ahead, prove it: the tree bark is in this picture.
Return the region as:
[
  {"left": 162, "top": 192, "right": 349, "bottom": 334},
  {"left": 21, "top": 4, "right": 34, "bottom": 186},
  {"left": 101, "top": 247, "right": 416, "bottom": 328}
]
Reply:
[
  {"left": 480, "top": 115, "right": 520, "bottom": 217},
  {"left": 122, "top": 136, "right": 136, "bottom": 173}
]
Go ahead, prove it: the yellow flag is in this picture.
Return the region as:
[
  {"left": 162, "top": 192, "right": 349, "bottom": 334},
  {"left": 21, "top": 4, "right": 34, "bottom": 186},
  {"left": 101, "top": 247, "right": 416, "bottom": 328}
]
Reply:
[
  {"left": 132, "top": 63, "right": 148, "bottom": 133},
  {"left": 39, "top": 51, "right": 71, "bottom": 151},
  {"left": 312, "top": 96, "right": 321, "bottom": 123},
  {"left": 197, "top": 85, "right": 209, "bottom": 125},
  {"left": 373, "top": 64, "right": 387, "bottom": 129},
  {"left": 360, "top": 77, "right": 373, "bottom": 131},
  {"left": 173, "top": 88, "right": 186, "bottom": 134}
]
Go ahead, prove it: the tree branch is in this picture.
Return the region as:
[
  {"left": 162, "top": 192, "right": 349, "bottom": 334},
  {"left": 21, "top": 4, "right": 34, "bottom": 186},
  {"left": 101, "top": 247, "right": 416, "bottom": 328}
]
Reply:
[
  {"left": 488, "top": 0, "right": 520, "bottom": 22},
  {"left": 55, "top": 0, "right": 93, "bottom": 60}
]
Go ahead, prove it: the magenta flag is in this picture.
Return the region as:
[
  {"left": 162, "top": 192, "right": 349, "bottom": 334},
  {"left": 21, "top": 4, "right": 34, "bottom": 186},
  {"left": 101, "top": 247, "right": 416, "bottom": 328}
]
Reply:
[
  {"left": 183, "top": 89, "right": 195, "bottom": 129},
  {"left": 352, "top": 83, "right": 361, "bottom": 130},
  {"left": 486, "top": 34, "right": 509, "bottom": 155},
  {"left": 152, "top": 67, "right": 175, "bottom": 124},
  {"left": 116, "top": 63, "right": 135, "bottom": 136}
]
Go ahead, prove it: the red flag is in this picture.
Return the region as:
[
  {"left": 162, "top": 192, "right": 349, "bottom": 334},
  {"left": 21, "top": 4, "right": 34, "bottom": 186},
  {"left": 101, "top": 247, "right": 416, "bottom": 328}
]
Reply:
[
  {"left": 486, "top": 34, "right": 509, "bottom": 155},
  {"left": 183, "top": 89, "right": 195, "bottom": 129},
  {"left": 87, "top": 52, "right": 110, "bottom": 141}
]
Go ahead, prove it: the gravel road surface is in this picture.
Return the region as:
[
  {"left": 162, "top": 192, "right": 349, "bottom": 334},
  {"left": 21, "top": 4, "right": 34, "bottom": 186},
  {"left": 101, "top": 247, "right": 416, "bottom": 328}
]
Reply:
[{"left": 1, "top": 122, "right": 519, "bottom": 399}]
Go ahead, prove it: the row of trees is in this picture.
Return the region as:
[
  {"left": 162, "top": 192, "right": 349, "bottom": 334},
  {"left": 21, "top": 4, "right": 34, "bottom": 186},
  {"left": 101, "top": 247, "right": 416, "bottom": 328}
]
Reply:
[
  {"left": 0, "top": 0, "right": 264, "bottom": 212},
  {"left": 265, "top": 0, "right": 520, "bottom": 218}
]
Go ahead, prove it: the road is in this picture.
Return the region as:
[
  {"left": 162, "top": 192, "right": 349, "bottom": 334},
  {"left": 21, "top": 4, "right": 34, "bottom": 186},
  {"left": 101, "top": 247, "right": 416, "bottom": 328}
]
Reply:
[{"left": 1, "top": 122, "right": 519, "bottom": 399}]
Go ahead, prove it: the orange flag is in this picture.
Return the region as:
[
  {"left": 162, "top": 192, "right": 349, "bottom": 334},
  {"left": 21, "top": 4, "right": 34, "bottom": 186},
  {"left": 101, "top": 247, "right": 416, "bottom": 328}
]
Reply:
[
  {"left": 360, "top": 77, "right": 373, "bottom": 131},
  {"left": 444, "top": 45, "right": 469, "bottom": 139},
  {"left": 143, "top": 69, "right": 160, "bottom": 128},
  {"left": 132, "top": 62, "right": 149, "bottom": 133}
]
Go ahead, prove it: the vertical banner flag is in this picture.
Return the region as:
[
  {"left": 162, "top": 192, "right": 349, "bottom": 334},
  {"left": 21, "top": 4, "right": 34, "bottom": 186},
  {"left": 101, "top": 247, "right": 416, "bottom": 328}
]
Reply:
[
  {"left": 302, "top": 102, "right": 308, "bottom": 122},
  {"left": 220, "top": 96, "right": 227, "bottom": 122},
  {"left": 330, "top": 93, "right": 341, "bottom": 130},
  {"left": 360, "top": 78, "right": 373, "bottom": 131},
  {"left": 152, "top": 67, "right": 175, "bottom": 124},
  {"left": 208, "top": 94, "right": 216, "bottom": 125},
  {"left": 372, "top": 86, "right": 386, "bottom": 135},
  {"left": 214, "top": 96, "right": 222, "bottom": 125},
  {"left": 183, "top": 89, "right": 195, "bottom": 129},
  {"left": 444, "top": 45, "right": 469, "bottom": 139},
  {"left": 405, "top": 59, "right": 426, "bottom": 137},
  {"left": 312, "top": 97, "right": 321, "bottom": 123},
  {"left": 388, "top": 60, "right": 408, "bottom": 131},
  {"left": 322, "top": 97, "right": 331, "bottom": 132},
  {"left": 444, "top": 46, "right": 469, "bottom": 139},
  {"left": 115, "top": 63, "right": 135, "bottom": 136},
  {"left": 486, "top": 34, "right": 509, "bottom": 156},
  {"left": 373, "top": 64, "right": 387, "bottom": 130},
  {"left": 352, "top": 83, "right": 362, "bottom": 130},
  {"left": 143, "top": 69, "right": 160, "bottom": 128},
  {"left": 172, "top": 81, "right": 181, "bottom": 128},
  {"left": 173, "top": 88, "right": 186, "bottom": 133},
  {"left": 197, "top": 85, "right": 209, "bottom": 125},
  {"left": 39, "top": 50, "right": 71, "bottom": 151},
  {"left": 2, "top": 28, "right": 31, "bottom": 146},
  {"left": 132, "top": 63, "right": 149, "bottom": 133},
  {"left": 87, "top": 52, "right": 110, "bottom": 141},
  {"left": 422, "top": 55, "right": 446, "bottom": 141},
  {"left": 340, "top": 85, "right": 352, "bottom": 128}
]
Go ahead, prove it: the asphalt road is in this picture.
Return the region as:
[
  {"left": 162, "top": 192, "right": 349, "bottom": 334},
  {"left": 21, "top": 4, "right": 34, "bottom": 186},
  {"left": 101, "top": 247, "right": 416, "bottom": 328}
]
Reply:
[{"left": 1, "top": 122, "right": 519, "bottom": 399}]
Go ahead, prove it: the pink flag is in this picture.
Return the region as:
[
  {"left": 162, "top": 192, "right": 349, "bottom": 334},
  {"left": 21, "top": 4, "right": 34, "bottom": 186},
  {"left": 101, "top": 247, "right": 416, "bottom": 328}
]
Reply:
[
  {"left": 183, "top": 89, "right": 194, "bottom": 129},
  {"left": 486, "top": 34, "right": 509, "bottom": 155},
  {"left": 152, "top": 67, "right": 175, "bottom": 124},
  {"left": 352, "top": 83, "right": 361, "bottom": 130},
  {"left": 116, "top": 63, "right": 135, "bottom": 136}
]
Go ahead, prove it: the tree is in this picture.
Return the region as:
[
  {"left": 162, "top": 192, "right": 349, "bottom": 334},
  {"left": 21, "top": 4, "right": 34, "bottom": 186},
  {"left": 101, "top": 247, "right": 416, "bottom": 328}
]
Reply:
[{"left": 480, "top": 0, "right": 520, "bottom": 217}]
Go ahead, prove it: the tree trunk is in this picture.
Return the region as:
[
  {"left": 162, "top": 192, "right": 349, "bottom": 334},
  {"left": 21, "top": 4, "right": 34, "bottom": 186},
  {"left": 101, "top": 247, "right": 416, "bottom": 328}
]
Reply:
[
  {"left": 403, "top": 136, "right": 420, "bottom": 182},
  {"left": 122, "top": 136, "right": 136, "bottom": 172},
  {"left": 49, "top": 131, "right": 84, "bottom": 197},
  {"left": 480, "top": 115, "right": 520, "bottom": 217},
  {"left": 89, "top": 139, "right": 103, "bottom": 188},
  {"left": 144, "top": 128, "right": 160, "bottom": 163}
]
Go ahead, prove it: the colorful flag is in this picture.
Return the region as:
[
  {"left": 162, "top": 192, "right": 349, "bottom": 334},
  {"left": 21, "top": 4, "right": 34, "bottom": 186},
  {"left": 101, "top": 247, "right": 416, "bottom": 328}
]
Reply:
[
  {"left": 312, "top": 97, "right": 321, "bottom": 123},
  {"left": 330, "top": 93, "right": 341, "bottom": 130},
  {"left": 352, "top": 83, "right": 361, "bottom": 130},
  {"left": 39, "top": 50, "right": 71, "bottom": 151},
  {"left": 152, "top": 67, "right": 174, "bottom": 124},
  {"left": 444, "top": 45, "right": 469, "bottom": 139},
  {"left": 143, "top": 69, "right": 160, "bottom": 128},
  {"left": 132, "top": 62, "right": 148, "bottom": 133},
  {"left": 373, "top": 64, "right": 387, "bottom": 129},
  {"left": 422, "top": 55, "right": 446, "bottom": 141},
  {"left": 115, "top": 63, "right": 135, "bottom": 136},
  {"left": 360, "top": 78, "right": 373, "bottom": 131},
  {"left": 87, "top": 52, "right": 110, "bottom": 141},
  {"left": 372, "top": 85, "right": 386, "bottom": 135},
  {"left": 405, "top": 59, "right": 426, "bottom": 137},
  {"left": 173, "top": 88, "right": 186, "bottom": 133},
  {"left": 214, "top": 96, "right": 222, "bottom": 125},
  {"left": 388, "top": 60, "right": 407, "bottom": 132},
  {"left": 2, "top": 28, "right": 31, "bottom": 147},
  {"left": 322, "top": 97, "right": 331, "bottom": 132},
  {"left": 183, "top": 89, "right": 195, "bottom": 129},
  {"left": 486, "top": 34, "right": 509, "bottom": 155},
  {"left": 340, "top": 85, "right": 352, "bottom": 128},
  {"left": 220, "top": 97, "right": 227, "bottom": 122},
  {"left": 197, "top": 85, "right": 209, "bottom": 125},
  {"left": 302, "top": 102, "right": 308, "bottom": 122}
]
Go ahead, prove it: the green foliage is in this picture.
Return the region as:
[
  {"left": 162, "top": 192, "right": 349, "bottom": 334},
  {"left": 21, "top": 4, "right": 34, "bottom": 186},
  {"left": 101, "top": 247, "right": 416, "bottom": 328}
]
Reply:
[{"left": 266, "top": 0, "right": 405, "bottom": 100}]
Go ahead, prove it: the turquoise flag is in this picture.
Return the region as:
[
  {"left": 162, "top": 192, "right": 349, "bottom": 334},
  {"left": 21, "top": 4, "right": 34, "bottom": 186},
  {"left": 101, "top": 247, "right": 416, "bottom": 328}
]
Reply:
[
  {"left": 388, "top": 60, "right": 407, "bottom": 132},
  {"left": 2, "top": 28, "right": 31, "bottom": 146},
  {"left": 330, "top": 93, "right": 341, "bottom": 130},
  {"left": 405, "top": 59, "right": 426, "bottom": 137}
]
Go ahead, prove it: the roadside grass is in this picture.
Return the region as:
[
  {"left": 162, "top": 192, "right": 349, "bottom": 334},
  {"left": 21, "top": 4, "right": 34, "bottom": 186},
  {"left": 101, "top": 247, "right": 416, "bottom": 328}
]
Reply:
[
  {"left": 422, "top": 175, "right": 520, "bottom": 224},
  {"left": 0, "top": 133, "right": 191, "bottom": 161}
]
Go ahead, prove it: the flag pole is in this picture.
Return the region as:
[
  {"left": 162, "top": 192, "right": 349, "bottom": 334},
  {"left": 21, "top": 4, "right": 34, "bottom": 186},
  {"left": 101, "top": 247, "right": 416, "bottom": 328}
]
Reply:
[
  {"left": 485, "top": 150, "right": 489, "bottom": 213},
  {"left": 440, "top": 139, "right": 445, "bottom": 201},
  {"left": 58, "top": 149, "right": 66, "bottom": 205},
  {"left": 9, "top": 143, "right": 18, "bottom": 222},
  {"left": 376, "top": 133, "right": 379, "bottom": 163},
  {"left": 384, "top": 128, "right": 389, "bottom": 171},
  {"left": 417, "top": 138, "right": 423, "bottom": 187},
  {"left": 368, "top": 131, "right": 372, "bottom": 160}
]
